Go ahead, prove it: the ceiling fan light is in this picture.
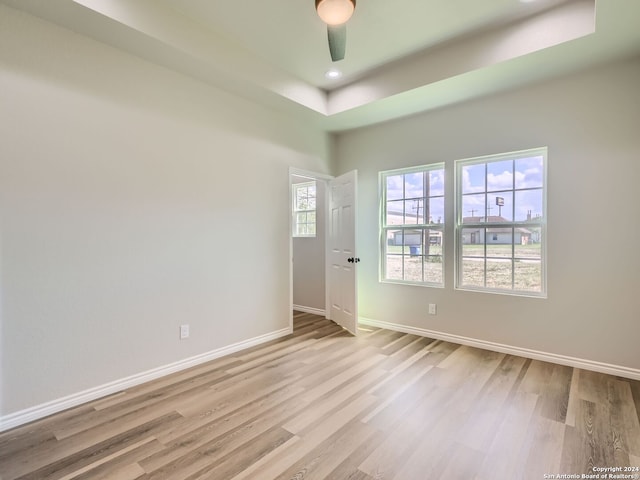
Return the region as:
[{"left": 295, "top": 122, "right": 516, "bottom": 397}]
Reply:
[
  {"left": 316, "top": 0, "right": 355, "bottom": 26},
  {"left": 325, "top": 68, "right": 342, "bottom": 79}
]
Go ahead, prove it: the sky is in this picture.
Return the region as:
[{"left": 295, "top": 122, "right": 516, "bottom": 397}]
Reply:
[
  {"left": 461, "top": 155, "right": 544, "bottom": 222},
  {"left": 384, "top": 155, "right": 544, "bottom": 225},
  {"left": 386, "top": 168, "right": 445, "bottom": 225}
]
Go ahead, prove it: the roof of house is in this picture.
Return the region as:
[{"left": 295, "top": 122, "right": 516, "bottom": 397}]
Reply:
[{"left": 462, "top": 216, "right": 532, "bottom": 234}]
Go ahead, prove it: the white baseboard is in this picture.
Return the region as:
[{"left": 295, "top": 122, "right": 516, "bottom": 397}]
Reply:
[
  {"left": 359, "top": 317, "right": 640, "bottom": 381},
  {"left": 0, "top": 327, "right": 292, "bottom": 432},
  {"left": 293, "top": 305, "right": 326, "bottom": 316}
]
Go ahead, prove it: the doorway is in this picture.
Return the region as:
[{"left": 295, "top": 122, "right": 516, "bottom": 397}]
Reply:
[
  {"left": 289, "top": 168, "right": 331, "bottom": 332},
  {"left": 288, "top": 168, "right": 359, "bottom": 335}
]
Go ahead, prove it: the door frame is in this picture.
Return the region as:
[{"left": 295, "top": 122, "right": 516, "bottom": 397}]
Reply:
[{"left": 288, "top": 167, "right": 334, "bottom": 332}]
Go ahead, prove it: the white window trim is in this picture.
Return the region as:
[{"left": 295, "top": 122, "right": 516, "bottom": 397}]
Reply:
[
  {"left": 454, "top": 147, "right": 547, "bottom": 298},
  {"left": 379, "top": 163, "right": 445, "bottom": 287}
]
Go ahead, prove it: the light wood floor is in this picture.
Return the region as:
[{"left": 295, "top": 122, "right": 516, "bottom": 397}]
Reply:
[{"left": 1, "top": 313, "right": 639, "bottom": 480}]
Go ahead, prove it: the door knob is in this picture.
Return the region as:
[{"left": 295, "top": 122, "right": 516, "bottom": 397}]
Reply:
[{"left": 347, "top": 257, "right": 361, "bottom": 263}]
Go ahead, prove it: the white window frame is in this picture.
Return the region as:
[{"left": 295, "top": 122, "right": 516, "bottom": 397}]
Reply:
[
  {"left": 292, "top": 181, "right": 317, "bottom": 237},
  {"left": 380, "top": 163, "right": 445, "bottom": 287},
  {"left": 455, "top": 147, "right": 547, "bottom": 297}
]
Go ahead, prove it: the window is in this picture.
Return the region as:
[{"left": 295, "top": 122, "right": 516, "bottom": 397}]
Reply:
[
  {"left": 456, "top": 148, "right": 546, "bottom": 296},
  {"left": 380, "top": 164, "right": 445, "bottom": 285},
  {"left": 292, "top": 181, "right": 316, "bottom": 237}
]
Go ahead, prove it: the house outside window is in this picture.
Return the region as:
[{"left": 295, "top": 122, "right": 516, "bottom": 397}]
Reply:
[
  {"left": 380, "top": 164, "right": 445, "bottom": 286},
  {"left": 292, "top": 181, "right": 316, "bottom": 237},
  {"left": 456, "top": 148, "right": 547, "bottom": 297}
]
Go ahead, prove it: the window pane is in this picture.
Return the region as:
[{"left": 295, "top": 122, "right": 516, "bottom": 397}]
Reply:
[
  {"left": 515, "top": 156, "right": 543, "bottom": 189},
  {"left": 403, "top": 229, "right": 422, "bottom": 253},
  {"left": 404, "top": 255, "right": 423, "bottom": 282},
  {"left": 462, "top": 163, "right": 485, "bottom": 194},
  {"left": 462, "top": 194, "right": 486, "bottom": 222},
  {"left": 381, "top": 164, "right": 445, "bottom": 286},
  {"left": 386, "top": 254, "right": 403, "bottom": 280},
  {"left": 514, "top": 259, "right": 542, "bottom": 292},
  {"left": 515, "top": 189, "right": 543, "bottom": 222},
  {"left": 486, "top": 259, "right": 513, "bottom": 289},
  {"left": 428, "top": 197, "right": 444, "bottom": 225},
  {"left": 405, "top": 172, "right": 424, "bottom": 199},
  {"left": 386, "top": 200, "right": 404, "bottom": 225},
  {"left": 486, "top": 228, "right": 512, "bottom": 258},
  {"left": 404, "top": 199, "right": 424, "bottom": 225},
  {"left": 424, "top": 230, "right": 443, "bottom": 255},
  {"left": 387, "top": 229, "right": 403, "bottom": 250},
  {"left": 515, "top": 227, "right": 542, "bottom": 259},
  {"left": 487, "top": 160, "right": 513, "bottom": 192},
  {"left": 456, "top": 148, "right": 545, "bottom": 296},
  {"left": 461, "top": 228, "right": 483, "bottom": 256},
  {"left": 386, "top": 175, "right": 404, "bottom": 200},
  {"left": 425, "top": 255, "right": 443, "bottom": 284},
  {"left": 293, "top": 182, "right": 316, "bottom": 237},
  {"left": 487, "top": 192, "right": 513, "bottom": 221},
  {"left": 296, "top": 212, "right": 307, "bottom": 225},
  {"left": 429, "top": 169, "right": 445, "bottom": 196},
  {"left": 461, "top": 258, "right": 484, "bottom": 287}
]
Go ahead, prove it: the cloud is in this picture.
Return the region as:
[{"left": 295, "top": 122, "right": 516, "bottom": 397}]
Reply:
[
  {"left": 386, "top": 174, "right": 404, "bottom": 200},
  {"left": 487, "top": 170, "right": 514, "bottom": 190},
  {"left": 429, "top": 170, "right": 445, "bottom": 196}
]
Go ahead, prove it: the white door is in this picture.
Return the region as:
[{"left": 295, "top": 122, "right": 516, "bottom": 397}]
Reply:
[{"left": 327, "top": 170, "right": 358, "bottom": 336}]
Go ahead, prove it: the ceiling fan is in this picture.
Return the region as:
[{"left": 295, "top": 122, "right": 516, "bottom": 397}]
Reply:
[{"left": 315, "top": 0, "right": 356, "bottom": 62}]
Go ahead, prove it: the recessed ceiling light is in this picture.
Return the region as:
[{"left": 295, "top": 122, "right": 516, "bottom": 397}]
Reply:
[{"left": 325, "top": 68, "right": 343, "bottom": 80}]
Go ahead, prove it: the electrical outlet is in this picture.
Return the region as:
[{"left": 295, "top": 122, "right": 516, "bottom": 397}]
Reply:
[
  {"left": 180, "top": 324, "right": 189, "bottom": 339},
  {"left": 428, "top": 304, "right": 437, "bottom": 315}
]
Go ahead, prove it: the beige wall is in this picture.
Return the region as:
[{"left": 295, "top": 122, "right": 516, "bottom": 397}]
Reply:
[
  {"left": 335, "top": 56, "right": 640, "bottom": 372},
  {"left": 0, "top": 5, "right": 330, "bottom": 416}
]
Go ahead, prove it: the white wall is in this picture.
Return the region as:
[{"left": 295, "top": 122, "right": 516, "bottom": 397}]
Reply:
[
  {"left": 335, "top": 56, "right": 640, "bottom": 372},
  {"left": 0, "top": 5, "right": 330, "bottom": 418},
  {"left": 291, "top": 176, "right": 326, "bottom": 312}
]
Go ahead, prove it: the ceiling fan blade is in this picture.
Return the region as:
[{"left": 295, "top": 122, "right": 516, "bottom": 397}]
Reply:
[{"left": 327, "top": 24, "right": 347, "bottom": 61}]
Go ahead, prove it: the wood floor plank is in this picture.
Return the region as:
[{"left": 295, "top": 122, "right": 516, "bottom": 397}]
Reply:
[
  {"left": 8, "top": 412, "right": 182, "bottom": 480},
  {"left": 141, "top": 383, "right": 307, "bottom": 472},
  {"left": 226, "top": 394, "right": 378, "bottom": 480},
  {"left": 358, "top": 384, "right": 455, "bottom": 479},
  {"left": 0, "top": 406, "right": 95, "bottom": 458},
  {"left": 152, "top": 426, "right": 293, "bottom": 480},
  {"left": 535, "top": 363, "right": 573, "bottom": 423},
  {"left": 560, "top": 399, "right": 614, "bottom": 473},
  {"left": 475, "top": 391, "right": 540, "bottom": 480},
  {"left": 90, "top": 356, "right": 240, "bottom": 413},
  {"left": 438, "top": 443, "right": 486, "bottom": 479},
  {"left": 53, "top": 368, "right": 231, "bottom": 440},
  {"left": 322, "top": 429, "right": 388, "bottom": 480},
  {"left": 608, "top": 378, "right": 640, "bottom": 458},
  {"left": 56, "top": 436, "right": 161, "bottom": 480},
  {"left": 565, "top": 367, "right": 581, "bottom": 427},
  {"left": 282, "top": 367, "right": 386, "bottom": 434},
  {"left": 520, "top": 416, "right": 566, "bottom": 479},
  {"left": 2, "top": 314, "right": 639, "bottom": 480},
  {"left": 457, "top": 354, "right": 529, "bottom": 452},
  {"left": 629, "top": 378, "right": 640, "bottom": 423},
  {"left": 273, "top": 419, "right": 377, "bottom": 480}
]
